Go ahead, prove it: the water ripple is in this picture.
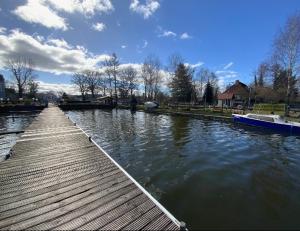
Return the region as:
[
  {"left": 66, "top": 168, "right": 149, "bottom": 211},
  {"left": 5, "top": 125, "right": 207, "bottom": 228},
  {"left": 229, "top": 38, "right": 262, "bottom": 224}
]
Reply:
[{"left": 67, "top": 109, "right": 300, "bottom": 229}]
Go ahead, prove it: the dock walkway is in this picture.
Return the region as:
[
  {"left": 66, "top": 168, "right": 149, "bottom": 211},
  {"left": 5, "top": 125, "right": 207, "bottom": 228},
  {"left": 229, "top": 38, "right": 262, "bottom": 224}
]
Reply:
[{"left": 0, "top": 107, "right": 182, "bottom": 230}]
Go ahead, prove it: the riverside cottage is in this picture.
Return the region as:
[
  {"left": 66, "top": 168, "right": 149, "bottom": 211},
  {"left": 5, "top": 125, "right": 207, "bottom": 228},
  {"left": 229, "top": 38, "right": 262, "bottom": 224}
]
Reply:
[{"left": 217, "top": 80, "right": 249, "bottom": 108}]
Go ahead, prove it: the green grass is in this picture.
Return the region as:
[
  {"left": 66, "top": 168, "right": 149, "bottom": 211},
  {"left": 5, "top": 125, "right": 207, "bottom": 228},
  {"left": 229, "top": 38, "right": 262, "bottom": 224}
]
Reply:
[
  {"left": 136, "top": 103, "right": 300, "bottom": 122},
  {"left": 253, "top": 103, "right": 285, "bottom": 112}
]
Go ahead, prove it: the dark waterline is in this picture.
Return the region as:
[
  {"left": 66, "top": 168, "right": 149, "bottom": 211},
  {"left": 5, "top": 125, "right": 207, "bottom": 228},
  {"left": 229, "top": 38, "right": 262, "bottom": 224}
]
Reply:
[{"left": 67, "top": 109, "right": 300, "bottom": 230}]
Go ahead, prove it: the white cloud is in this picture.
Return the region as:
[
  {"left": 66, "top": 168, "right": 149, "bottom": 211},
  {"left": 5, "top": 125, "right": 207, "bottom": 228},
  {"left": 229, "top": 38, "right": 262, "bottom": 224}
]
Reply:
[
  {"left": 13, "top": 0, "right": 114, "bottom": 30},
  {"left": 47, "top": 38, "right": 72, "bottom": 49},
  {"left": 185, "top": 61, "right": 204, "bottom": 69},
  {"left": 223, "top": 62, "right": 234, "bottom": 70},
  {"left": 215, "top": 70, "right": 239, "bottom": 91},
  {"left": 159, "top": 30, "right": 176, "bottom": 38},
  {"left": 121, "top": 45, "right": 127, "bottom": 49},
  {"left": 0, "top": 29, "right": 110, "bottom": 74},
  {"left": 92, "top": 22, "right": 106, "bottom": 32},
  {"left": 38, "top": 81, "right": 78, "bottom": 94},
  {"left": 180, "top": 32, "right": 192, "bottom": 40},
  {"left": 118, "top": 63, "right": 171, "bottom": 86},
  {"left": 129, "top": 0, "right": 160, "bottom": 19},
  {"left": 0, "top": 27, "right": 6, "bottom": 34},
  {"left": 46, "top": 0, "right": 114, "bottom": 16},
  {"left": 215, "top": 70, "right": 238, "bottom": 78},
  {"left": 13, "top": 0, "right": 68, "bottom": 30},
  {"left": 142, "top": 40, "right": 148, "bottom": 48}
]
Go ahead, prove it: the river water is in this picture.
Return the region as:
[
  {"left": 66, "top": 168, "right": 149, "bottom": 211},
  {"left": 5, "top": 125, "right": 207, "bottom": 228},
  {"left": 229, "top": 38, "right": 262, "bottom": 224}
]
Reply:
[
  {"left": 0, "top": 114, "right": 37, "bottom": 161},
  {"left": 66, "top": 109, "right": 300, "bottom": 230}
]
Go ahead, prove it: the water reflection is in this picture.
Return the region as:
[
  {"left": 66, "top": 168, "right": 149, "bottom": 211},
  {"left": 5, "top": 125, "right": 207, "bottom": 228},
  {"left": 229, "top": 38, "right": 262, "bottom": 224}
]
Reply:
[
  {"left": 171, "top": 116, "right": 190, "bottom": 149},
  {"left": 0, "top": 114, "right": 37, "bottom": 161},
  {"left": 67, "top": 109, "right": 300, "bottom": 229}
]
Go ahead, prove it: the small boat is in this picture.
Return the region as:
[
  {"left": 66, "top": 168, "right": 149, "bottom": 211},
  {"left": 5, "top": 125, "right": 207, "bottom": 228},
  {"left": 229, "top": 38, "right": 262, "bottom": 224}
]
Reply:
[
  {"left": 144, "top": 102, "right": 159, "bottom": 111},
  {"left": 232, "top": 113, "right": 300, "bottom": 135}
]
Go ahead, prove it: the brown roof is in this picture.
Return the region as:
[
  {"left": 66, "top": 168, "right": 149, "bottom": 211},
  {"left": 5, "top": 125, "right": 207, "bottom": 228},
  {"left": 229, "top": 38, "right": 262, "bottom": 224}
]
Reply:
[
  {"left": 218, "top": 80, "right": 248, "bottom": 100},
  {"left": 218, "top": 93, "right": 234, "bottom": 100}
]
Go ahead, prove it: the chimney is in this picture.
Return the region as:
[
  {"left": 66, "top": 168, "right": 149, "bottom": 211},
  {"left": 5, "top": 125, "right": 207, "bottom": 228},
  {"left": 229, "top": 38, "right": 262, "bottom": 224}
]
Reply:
[{"left": 235, "top": 80, "right": 239, "bottom": 84}]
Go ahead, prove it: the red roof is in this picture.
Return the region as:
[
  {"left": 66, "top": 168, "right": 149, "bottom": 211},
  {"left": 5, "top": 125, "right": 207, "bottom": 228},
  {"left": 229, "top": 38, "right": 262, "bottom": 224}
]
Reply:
[
  {"left": 218, "top": 80, "right": 248, "bottom": 100},
  {"left": 218, "top": 93, "right": 234, "bottom": 100}
]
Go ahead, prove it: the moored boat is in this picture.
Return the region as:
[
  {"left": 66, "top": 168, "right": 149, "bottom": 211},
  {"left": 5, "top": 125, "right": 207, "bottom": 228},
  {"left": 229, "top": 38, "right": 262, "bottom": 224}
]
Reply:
[{"left": 232, "top": 113, "right": 300, "bottom": 135}]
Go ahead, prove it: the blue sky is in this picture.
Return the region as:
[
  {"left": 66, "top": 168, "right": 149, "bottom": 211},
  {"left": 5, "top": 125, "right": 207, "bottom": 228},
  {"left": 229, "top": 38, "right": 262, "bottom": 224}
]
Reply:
[{"left": 0, "top": 0, "right": 299, "bottom": 93}]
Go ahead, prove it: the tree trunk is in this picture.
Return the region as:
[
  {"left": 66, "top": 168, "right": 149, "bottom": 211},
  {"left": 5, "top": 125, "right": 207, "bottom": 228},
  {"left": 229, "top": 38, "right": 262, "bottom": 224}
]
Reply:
[
  {"left": 114, "top": 77, "right": 118, "bottom": 105},
  {"left": 18, "top": 85, "right": 23, "bottom": 98},
  {"left": 285, "top": 68, "right": 292, "bottom": 116},
  {"left": 90, "top": 89, "right": 94, "bottom": 98}
]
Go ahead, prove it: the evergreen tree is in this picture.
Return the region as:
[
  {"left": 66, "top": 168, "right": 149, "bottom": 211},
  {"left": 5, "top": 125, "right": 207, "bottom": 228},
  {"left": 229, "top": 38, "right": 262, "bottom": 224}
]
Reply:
[
  {"left": 273, "top": 68, "right": 298, "bottom": 101},
  {"left": 254, "top": 74, "right": 258, "bottom": 87},
  {"left": 169, "top": 63, "right": 193, "bottom": 102},
  {"left": 203, "top": 81, "right": 214, "bottom": 104}
]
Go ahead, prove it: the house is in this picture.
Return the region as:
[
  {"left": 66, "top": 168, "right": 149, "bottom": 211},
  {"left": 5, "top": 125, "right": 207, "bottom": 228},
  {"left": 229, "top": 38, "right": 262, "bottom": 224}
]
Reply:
[
  {"left": 0, "top": 74, "right": 5, "bottom": 99},
  {"left": 218, "top": 80, "right": 249, "bottom": 108}
]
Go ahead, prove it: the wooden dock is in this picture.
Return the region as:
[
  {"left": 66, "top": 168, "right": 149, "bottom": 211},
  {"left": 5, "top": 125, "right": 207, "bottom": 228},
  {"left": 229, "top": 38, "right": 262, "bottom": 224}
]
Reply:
[{"left": 0, "top": 107, "right": 183, "bottom": 230}]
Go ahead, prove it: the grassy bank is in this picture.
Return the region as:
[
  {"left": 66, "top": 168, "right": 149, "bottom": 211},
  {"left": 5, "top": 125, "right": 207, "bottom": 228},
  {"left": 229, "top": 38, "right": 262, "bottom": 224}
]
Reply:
[{"left": 121, "top": 104, "right": 300, "bottom": 123}]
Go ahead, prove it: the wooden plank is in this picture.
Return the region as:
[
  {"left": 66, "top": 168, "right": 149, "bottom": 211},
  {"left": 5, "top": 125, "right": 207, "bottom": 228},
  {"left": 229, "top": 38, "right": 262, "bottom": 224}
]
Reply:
[
  {"left": 0, "top": 164, "right": 116, "bottom": 201},
  {"left": 142, "top": 214, "right": 172, "bottom": 230},
  {"left": 101, "top": 199, "right": 156, "bottom": 230},
  {"left": 33, "top": 187, "right": 141, "bottom": 230},
  {"left": 0, "top": 169, "right": 122, "bottom": 216},
  {"left": 123, "top": 206, "right": 163, "bottom": 230},
  {"left": 0, "top": 180, "right": 134, "bottom": 229},
  {"left": 0, "top": 175, "right": 126, "bottom": 219},
  {"left": 78, "top": 193, "right": 149, "bottom": 230},
  {"left": 0, "top": 106, "right": 182, "bottom": 230}
]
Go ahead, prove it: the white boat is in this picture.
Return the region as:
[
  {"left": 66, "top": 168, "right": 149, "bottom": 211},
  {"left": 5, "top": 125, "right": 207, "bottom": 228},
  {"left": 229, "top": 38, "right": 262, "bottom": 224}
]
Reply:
[
  {"left": 144, "top": 102, "right": 159, "bottom": 110},
  {"left": 232, "top": 113, "right": 300, "bottom": 135}
]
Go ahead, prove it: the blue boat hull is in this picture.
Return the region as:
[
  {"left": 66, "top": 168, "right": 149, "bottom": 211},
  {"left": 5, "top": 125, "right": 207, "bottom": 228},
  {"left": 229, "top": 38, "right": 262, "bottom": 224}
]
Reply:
[{"left": 233, "top": 115, "right": 300, "bottom": 135}]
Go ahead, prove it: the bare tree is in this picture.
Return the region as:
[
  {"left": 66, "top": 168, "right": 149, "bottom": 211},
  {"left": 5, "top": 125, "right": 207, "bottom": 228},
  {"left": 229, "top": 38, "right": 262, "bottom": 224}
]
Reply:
[
  {"left": 98, "top": 72, "right": 108, "bottom": 96},
  {"left": 256, "top": 62, "right": 269, "bottom": 87},
  {"left": 72, "top": 72, "right": 89, "bottom": 101},
  {"left": 104, "top": 66, "right": 113, "bottom": 97},
  {"left": 167, "top": 53, "right": 184, "bottom": 75},
  {"left": 195, "top": 68, "right": 209, "bottom": 98},
  {"left": 142, "top": 55, "right": 162, "bottom": 100},
  {"left": 84, "top": 70, "right": 102, "bottom": 98},
  {"left": 104, "top": 53, "right": 119, "bottom": 103},
  {"left": 7, "top": 57, "right": 34, "bottom": 98},
  {"left": 195, "top": 68, "right": 218, "bottom": 100},
  {"left": 272, "top": 12, "right": 300, "bottom": 106},
  {"left": 27, "top": 79, "right": 39, "bottom": 98},
  {"left": 120, "top": 66, "right": 138, "bottom": 97}
]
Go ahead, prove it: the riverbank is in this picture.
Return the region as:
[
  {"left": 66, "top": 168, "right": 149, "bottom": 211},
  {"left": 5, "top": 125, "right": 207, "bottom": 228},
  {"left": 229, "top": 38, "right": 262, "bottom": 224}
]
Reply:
[
  {"left": 0, "top": 104, "right": 46, "bottom": 114},
  {"left": 144, "top": 108, "right": 233, "bottom": 122},
  {"left": 117, "top": 104, "right": 300, "bottom": 123}
]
